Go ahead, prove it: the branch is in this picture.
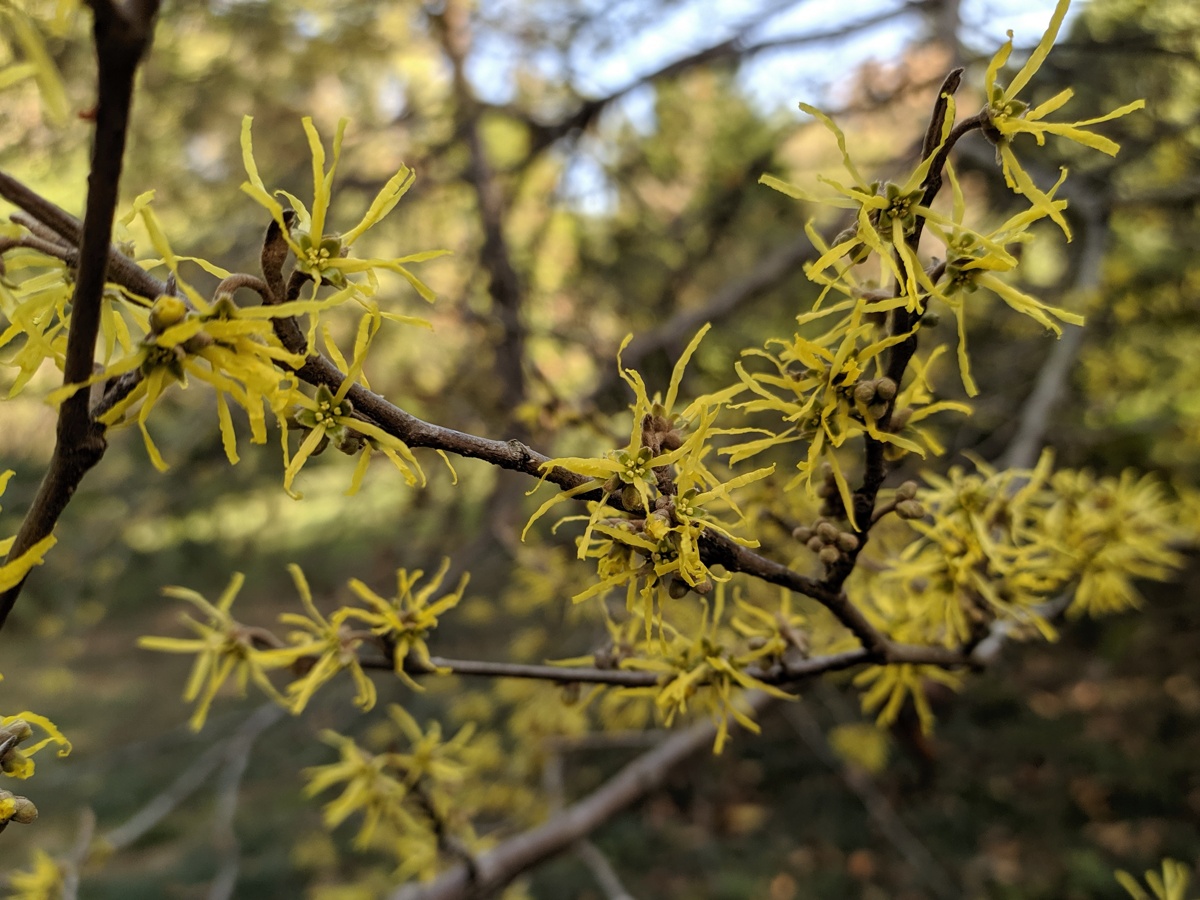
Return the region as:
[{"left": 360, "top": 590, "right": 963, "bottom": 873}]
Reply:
[
  {"left": 581, "top": 235, "right": 815, "bottom": 410},
  {"left": 389, "top": 692, "right": 773, "bottom": 900},
  {"left": 207, "top": 704, "right": 284, "bottom": 900},
  {"left": 519, "top": 2, "right": 930, "bottom": 159},
  {"left": 0, "top": 0, "right": 159, "bottom": 630},
  {"left": 100, "top": 704, "right": 282, "bottom": 853},
  {"left": 358, "top": 648, "right": 879, "bottom": 688},
  {"left": 432, "top": 0, "right": 528, "bottom": 413}
]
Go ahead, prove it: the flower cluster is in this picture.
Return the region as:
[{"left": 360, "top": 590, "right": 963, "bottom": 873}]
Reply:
[
  {"left": 867, "top": 453, "right": 1187, "bottom": 652},
  {"left": 618, "top": 588, "right": 797, "bottom": 753},
  {"left": 0, "top": 696, "right": 72, "bottom": 834},
  {"left": 524, "top": 325, "right": 770, "bottom": 637},
  {"left": 304, "top": 706, "right": 485, "bottom": 880},
  {"left": 140, "top": 561, "right": 467, "bottom": 728}
]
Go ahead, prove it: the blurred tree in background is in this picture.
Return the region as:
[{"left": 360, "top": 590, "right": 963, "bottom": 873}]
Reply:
[{"left": 1, "top": 0, "right": 1198, "bottom": 898}]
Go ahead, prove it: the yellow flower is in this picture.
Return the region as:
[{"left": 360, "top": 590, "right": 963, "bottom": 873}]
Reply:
[
  {"left": 981, "top": 0, "right": 1144, "bottom": 238},
  {"left": 240, "top": 116, "right": 445, "bottom": 297},
  {"left": 0, "top": 711, "right": 71, "bottom": 780},
  {"left": 341, "top": 559, "right": 468, "bottom": 690},
  {"left": 761, "top": 99, "right": 957, "bottom": 307},
  {"left": 1115, "top": 859, "right": 1196, "bottom": 900},
  {"left": 726, "top": 299, "right": 919, "bottom": 527},
  {"left": 0, "top": 471, "right": 57, "bottom": 592},
  {"left": 138, "top": 573, "right": 292, "bottom": 730},
  {"left": 271, "top": 564, "right": 377, "bottom": 713},
  {"left": 280, "top": 308, "right": 424, "bottom": 498},
  {"left": 6, "top": 849, "right": 64, "bottom": 900},
  {"left": 853, "top": 663, "right": 962, "bottom": 734},
  {"left": 920, "top": 162, "right": 1081, "bottom": 395},
  {"left": 621, "top": 588, "right": 794, "bottom": 753}
]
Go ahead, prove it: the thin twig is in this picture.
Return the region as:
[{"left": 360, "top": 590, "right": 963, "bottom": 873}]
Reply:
[{"left": 208, "top": 704, "right": 285, "bottom": 900}]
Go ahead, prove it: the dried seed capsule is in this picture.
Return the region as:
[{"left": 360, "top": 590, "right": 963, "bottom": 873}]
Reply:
[
  {"left": 693, "top": 578, "right": 715, "bottom": 596},
  {"left": 667, "top": 578, "right": 690, "bottom": 600}
]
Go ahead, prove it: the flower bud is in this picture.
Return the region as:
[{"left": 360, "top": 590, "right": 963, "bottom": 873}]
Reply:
[
  {"left": 692, "top": 578, "right": 714, "bottom": 596},
  {"left": 895, "top": 480, "right": 919, "bottom": 500},
  {"left": 852, "top": 381, "right": 876, "bottom": 405},
  {"left": 148, "top": 295, "right": 188, "bottom": 333},
  {"left": 806, "top": 536, "right": 825, "bottom": 553},
  {"left": 890, "top": 407, "right": 913, "bottom": 430},
  {"left": 816, "top": 522, "right": 839, "bottom": 542},
  {"left": 896, "top": 499, "right": 926, "bottom": 520},
  {"left": 836, "top": 532, "right": 860, "bottom": 552},
  {"left": 0, "top": 720, "right": 32, "bottom": 743},
  {"left": 792, "top": 526, "right": 813, "bottom": 543},
  {"left": 874, "top": 377, "right": 897, "bottom": 401},
  {"left": 667, "top": 578, "right": 690, "bottom": 600},
  {"left": 619, "top": 485, "right": 644, "bottom": 512},
  {"left": 10, "top": 796, "right": 36, "bottom": 825},
  {"left": 818, "top": 545, "right": 841, "bottom": 565},
  {"left": 560, "top": 682, "right": 581, "bottom": 705}
]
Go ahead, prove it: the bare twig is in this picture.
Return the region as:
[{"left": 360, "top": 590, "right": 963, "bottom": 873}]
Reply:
[
  {"left": 100, "top": 704, "right": 279, "bottom": 852},
  {"left": 432, "top": 0, "right": 528, "bottom": 414},
  {"left": 60, "top": 808, "right": 97, "bottom": 900},
  {"left": 208, "top": 704, "right": 285, "bottom": 900},
  {"left": 581, "top": 235, "right": 815, "bottom": 410}
]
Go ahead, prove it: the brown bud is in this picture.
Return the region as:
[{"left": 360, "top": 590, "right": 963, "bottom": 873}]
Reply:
[
  {"left": 874, "top": 377, "right": 898, "bottom": 401},
  {"left": 896, "top": 499, "right": 926, "bottom": 520},
  {"left": 816, "top": 522, "right": 839, "bottom": 543},
  {"left": 667, "top": 578, "right": 690, "bottom": 600},
  {"left": 806, "top": 536, "right": 825, "bottom": 553},
  {"left": 818, "top": 545, "right": 841, "bottom": 566},
  {"left": 0, "top": 720, "right": 32, "bottom": 743},
  {"left": 747, "top": 636, "right": 768, "bottom": 651},
  {"left": 692, "top": 578, "right": 715, "bottom": 596},
  {"left": 895, "top": 480, "right": 919, "bottom": 501},
  {"left": 10, "top": 796, "right": 36, "bottom": 825},
  {"left": 619, "top": 485, "right": 644, "bottom": 512},
  {"left": 890, "top": 407, "right": 913, "bottom": 430},
  {"left": 560, "top": 682, "right": 581, "bottom": 705},
  {"left": 148, "top": 295, "right": 188, "bottom": 334},
  {"left": 835, "top": 532, "right": 860, "bottom": 552},
  {"left": 792, "top": 526, "right": 814, "bottom": 543},
  {"left": 852, "top": 381, "right": 876, "bottom": 405}
]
